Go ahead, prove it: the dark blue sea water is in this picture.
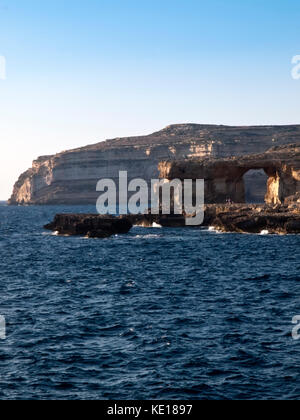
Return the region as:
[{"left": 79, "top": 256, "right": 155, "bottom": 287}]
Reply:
[{"left": 0, "top": 202, "right": 300, "bottom": 400}]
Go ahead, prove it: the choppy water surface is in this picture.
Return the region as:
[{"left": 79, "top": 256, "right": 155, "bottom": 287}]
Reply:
[{"left": 0, "top": 203, "right": 300, "bottom": 400}]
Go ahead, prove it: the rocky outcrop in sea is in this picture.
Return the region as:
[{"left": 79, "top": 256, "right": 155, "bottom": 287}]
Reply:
[
  {"left": 44, "top": 214, "right": 133, "bottom": 238},
  {"left": 45, "top": 204, "right": 300, "bottom": 237}
]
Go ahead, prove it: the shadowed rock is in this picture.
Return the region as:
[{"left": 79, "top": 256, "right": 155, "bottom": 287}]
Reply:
[{"left": 44, "top": 214, "right": 133, "bottom": 238}]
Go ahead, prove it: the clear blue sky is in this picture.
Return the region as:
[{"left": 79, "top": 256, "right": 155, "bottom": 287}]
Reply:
[{"left": 0, "top": 0, "right": 300, "bottom": 199}]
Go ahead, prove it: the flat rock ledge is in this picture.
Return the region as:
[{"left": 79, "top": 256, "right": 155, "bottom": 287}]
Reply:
[{"left": 44, "top": 204, "right": 300, "bottom": 237}]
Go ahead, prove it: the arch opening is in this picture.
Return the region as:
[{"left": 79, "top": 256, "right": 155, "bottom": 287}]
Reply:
[{"left": 243, "top": 169, "right": 269, "bottom": 204}]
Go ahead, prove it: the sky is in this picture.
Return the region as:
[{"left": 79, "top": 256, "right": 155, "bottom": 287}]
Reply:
[{"left": 0, "top": 0, "right": 300, "bottom": 199}]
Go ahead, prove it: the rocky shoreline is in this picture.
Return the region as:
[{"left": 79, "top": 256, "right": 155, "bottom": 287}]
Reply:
[{"left": 44, "top": 204, "right": 300, "bottom": 237}]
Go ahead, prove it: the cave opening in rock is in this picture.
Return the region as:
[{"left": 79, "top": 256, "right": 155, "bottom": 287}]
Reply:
[{"left": 243, "top": 169, "right": 269, "bottom": 203}]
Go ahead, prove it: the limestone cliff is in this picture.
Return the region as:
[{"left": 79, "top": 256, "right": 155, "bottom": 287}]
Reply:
[{"left": 9, "top": 124, "right": 300, "bottom": 205}]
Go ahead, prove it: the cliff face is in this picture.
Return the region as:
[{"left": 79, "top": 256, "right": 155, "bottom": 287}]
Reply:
[
  {"left": 159, "top": 144, "right": 300, "bottom": 205},
  {"left": 9, "top": 124, "right": 300, "bottom": 205}
]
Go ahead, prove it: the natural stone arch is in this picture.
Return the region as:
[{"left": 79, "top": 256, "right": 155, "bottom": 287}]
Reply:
[{"left": 158, "top": 145, "right": 300, "bottom": 205}]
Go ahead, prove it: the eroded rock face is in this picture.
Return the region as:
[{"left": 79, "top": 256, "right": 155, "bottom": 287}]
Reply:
[
  {"left": 9, "top": 124, "right": 300, "bottom": 205},
  {"left": 159, "top": 144, "right": 300, "bottom": 205}
]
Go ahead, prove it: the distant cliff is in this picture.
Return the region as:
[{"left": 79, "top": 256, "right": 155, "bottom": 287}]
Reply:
[{"left": 9, "top": 124, "right": 300, "bottom": 205}]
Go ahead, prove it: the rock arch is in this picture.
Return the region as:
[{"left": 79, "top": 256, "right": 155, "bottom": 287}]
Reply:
[{"left": 159, "top": 144, "right": 300, "bottom": 205}]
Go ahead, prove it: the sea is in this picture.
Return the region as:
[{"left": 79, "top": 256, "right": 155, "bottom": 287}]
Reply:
[{"left": 0, "top": 201, "right": 300, "bottom": 400}]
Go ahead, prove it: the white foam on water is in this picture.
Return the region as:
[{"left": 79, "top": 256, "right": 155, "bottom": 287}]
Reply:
[
  {"left": 52, "top": 231, "right": 71, "bottom": 237},
  {"left": 206, "top": 226, "right": 229, "bottom": 235},
  {"left": 134, "top": 234, "right": 160, "bottom": 239},
  {"left": 208, "top": 226, "right": 223, "bottom": 233},
  {"left": 152, "top": 222, "right": 162, "bottom": 228},
  {"left": 260, "top": 230, "right": 269, "bottom": 235}
]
